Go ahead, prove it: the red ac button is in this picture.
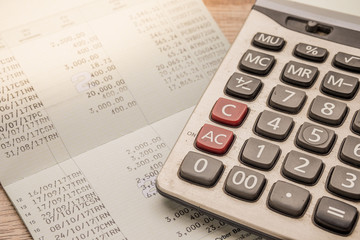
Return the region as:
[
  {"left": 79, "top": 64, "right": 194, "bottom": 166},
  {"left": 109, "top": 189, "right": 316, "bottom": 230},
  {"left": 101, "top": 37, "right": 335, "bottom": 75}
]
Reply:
[
  {"left": 211, "top": 97, "right": 248, "bottom": 126},
  {"left": 196, "top": 124, "right": 234, "bottom": 154}
]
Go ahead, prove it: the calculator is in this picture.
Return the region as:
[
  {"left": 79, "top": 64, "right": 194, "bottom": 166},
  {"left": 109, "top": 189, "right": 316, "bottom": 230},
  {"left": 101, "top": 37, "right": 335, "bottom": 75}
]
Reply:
[{"left": 156, "top": 0, "right": 360, "bottom": 239}]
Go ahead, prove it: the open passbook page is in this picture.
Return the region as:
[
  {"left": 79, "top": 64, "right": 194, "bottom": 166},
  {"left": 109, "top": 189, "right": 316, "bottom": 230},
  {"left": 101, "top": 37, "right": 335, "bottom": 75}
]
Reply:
[{"left": 0, "top": 0, "right": 261, "bottom": 239}]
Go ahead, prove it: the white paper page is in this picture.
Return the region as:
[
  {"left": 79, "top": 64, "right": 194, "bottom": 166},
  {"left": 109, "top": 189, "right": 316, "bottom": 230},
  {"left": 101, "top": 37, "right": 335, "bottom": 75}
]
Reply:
[{"left": 0, "top": 0, "right": 262, "bottom": 239}]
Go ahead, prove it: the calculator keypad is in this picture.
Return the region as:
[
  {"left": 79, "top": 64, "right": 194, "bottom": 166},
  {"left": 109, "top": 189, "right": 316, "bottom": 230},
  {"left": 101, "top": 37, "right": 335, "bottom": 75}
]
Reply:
[
  {"left": 165, "top": 29, "right": 360, "bottom": 239},
  {"left": 240, "top": 137, "right": 280, "bottom": 170},
  {"left": 179, "top": 151, "right": 224, "bottom": 187},
  {"left": 239, "top": 49, "right": 275, "bottom": 75},
  {"left": 314, "top": 197, "right": 358, "bottom": 234},
  {"left": 255, "top": 110, "right": 293, "bottom": 140},
  {"left": 294, "top": 43, "right": 328, "bottom": 62},
  {"left": 308, "top": 95, "right": 348, "bottom": 126},
  {"left": 224, "top": 166, "right": 266, "bottom": 201},
  {"left": 225, "top": 72, "right": 262, "bottom": 100},
  {"left": 321, "top": 71, "right": 359, "bottom": 99},
  {"left": 268, "top": 181, "right": 310, "bottom": 217},
  {"left": 268, "top": 84, "right": 306, "bottom": 113},
  {"left": 281, "top": 61, "right": 318, "bottom": 87},
  {"left": 282, "top": 150, "right": 323, "bottom": 184}
]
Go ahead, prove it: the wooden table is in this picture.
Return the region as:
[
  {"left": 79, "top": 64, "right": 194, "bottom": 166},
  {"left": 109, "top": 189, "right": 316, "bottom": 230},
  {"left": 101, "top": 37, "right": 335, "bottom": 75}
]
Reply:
[{"left": 0, "top": 0, "right": 255, "bottom": 239}]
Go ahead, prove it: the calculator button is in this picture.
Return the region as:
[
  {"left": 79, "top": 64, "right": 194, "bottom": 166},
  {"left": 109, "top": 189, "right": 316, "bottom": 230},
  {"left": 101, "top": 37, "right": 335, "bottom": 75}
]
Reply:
[
  {"left": 333, "top": 52, "right": 360, "bottom": 73},
  {"left": 268, "top": 181, "right": 310, "bottom": 218},
  {"left": 268, "top": 84, "right": 306, "bottom": 114},
  {"left": 314, "top": 197, "right": 358, "bottom": 234},
  {"left": 296, "top": 122, "right": 336, "bottom": 154},
  {"left": 321, "top": 71, "right": 359, "bottom": 99},
  {"left": 281, "top": 61, "right": 319, "bottom": 87},
  {"left": 255, "top": 110, "right": 293, "bottom": 141},
  {"left": 252, "top": 32, "right": 285, "bottom": 51},
  {"left": 211, "top": 98, "right": 248, "bottom": 126},
  {"left": 352, "top": 110, "right": 360, "bottom": 134},
  {"left": 240, "top": 137, "right": 280, "bottom": 170},
  {"left": 225, "top": 72, "right": 262, "bottom": 100},
  {"left": 196, "top": 124, "right": 234, "bottom": 154},
  {"left": 308, "top": 95, "right": 347, "bottom": 126},
  {"left": 294, "top": 43, "right": 328, "bottom": 62},
  {"left": 179, "top": 152, "right": 224, "bottom": 187},
  {"left": 282, "top": 150, "right": 323, "bottom": 184},
  {"left": 224, "top": 166, "right": 266, "bottom": 201},
  {"left": 328, "top": 165, "right": 360, "bottom": 200},
  {"left": 340, "top": 136, "right": 360, "bottom": 167},
  {"left": 239, "top": 49, "right": 275, "bottom": 75}
]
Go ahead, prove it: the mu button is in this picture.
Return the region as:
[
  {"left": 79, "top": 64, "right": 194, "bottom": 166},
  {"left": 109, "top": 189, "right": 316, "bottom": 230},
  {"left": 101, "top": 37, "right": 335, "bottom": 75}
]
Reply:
[
  {"left": 211, "top": 97, "right": 248, "bottom": 126},
  {"left": 196, "top": 124, "right": 234, "bottom": 154}
]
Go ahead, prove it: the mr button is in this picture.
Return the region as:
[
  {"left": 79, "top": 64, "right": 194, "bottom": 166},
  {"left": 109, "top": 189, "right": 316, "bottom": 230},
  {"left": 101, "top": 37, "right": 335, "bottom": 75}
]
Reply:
[
  {"left": 239, "top": 49, "right": 275, "bottom": 75},
  {"left": 196, "top": 124, "right": 234, "bottom": 154}
]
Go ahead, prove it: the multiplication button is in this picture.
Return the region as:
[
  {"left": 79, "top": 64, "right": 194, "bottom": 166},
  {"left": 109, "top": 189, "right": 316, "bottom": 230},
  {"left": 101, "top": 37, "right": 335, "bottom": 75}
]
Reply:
[
  {"left": 296, "top": 122, "right": 336, "bottom": 154},
  {"left": 224, "top": 166, "right": 266, "bottom": 201},
  {"left": 179, "top": 152, "right": 224, "bottom": 187},
  {"left": 239, "top": 49, "right": 275, "bottom": 75},
  {"left": 314, "top": 197, "right": 358, "bottom": 235},
  {"left": 268, "top": 181, "right": 310, "bottom": 218}
]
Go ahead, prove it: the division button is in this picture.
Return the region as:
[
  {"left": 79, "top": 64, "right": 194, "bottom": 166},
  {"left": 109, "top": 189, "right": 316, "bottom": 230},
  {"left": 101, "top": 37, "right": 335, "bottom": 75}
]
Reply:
[
  {"left": 333, "top": 52, "right": 360, "bottom": 73},
  {"left": 308, "top": 95, "right": 347, "bottom": 126},
  {"left": 294, "top": 43, "right": 328, "bottom": 62},
  {"left": 239, "top": 49, "right": 275, "bottom": 75},
  {"left": 225, "top": 72, "right": 262, "bottom": 100},
  {"left": 328, "top": 165, "right": 360, "bottom": 200},
  {"left": 255, "top": 110, "right": 293, "bottom": 141},
  {"left": 296, "top": 122, "right": 336, "bottom": 154},
  {"left": 224, "top": 166, "right": 266, "bottom": 201},
  {"left": 268, "top": 181, "right": 310, "bottom": 217},
  {"left": 240, "top": 137, "right": 280, "bottom": 170},
  {"left": 268, "top": 84, "right": 306, "bottom": 114},
  {"left": 314, "top": 196, "right": 358, "bottom": 234},
  {"left": 179, "top": 151, "right": 224, "bottom": 187},
  {"left": 196, "top": 124, "right": 234, "bottom": 154},
  {"left": 340, "top": 136, "right": 360, "bottom": 167},
  {"left": 281, "top": 61, "right": 319, "bottom": 87},
  {"left": 211, "top": 97, "right": 248, "bottom": 126},
  {"left": 252, "top": 32, "right": 285, "bottom": 51},
  {"left": 352, "top": 110, "right": 360, "bottom": 134},
  {"left": 282, "top": 150, "right": 323, "bottom": 184}
]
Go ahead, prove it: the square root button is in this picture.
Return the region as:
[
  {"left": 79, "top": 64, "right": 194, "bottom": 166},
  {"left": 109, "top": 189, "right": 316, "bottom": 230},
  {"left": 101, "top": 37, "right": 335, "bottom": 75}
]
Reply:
[{"left": 196, "top": 124, "right": 234, "bottom": 155}]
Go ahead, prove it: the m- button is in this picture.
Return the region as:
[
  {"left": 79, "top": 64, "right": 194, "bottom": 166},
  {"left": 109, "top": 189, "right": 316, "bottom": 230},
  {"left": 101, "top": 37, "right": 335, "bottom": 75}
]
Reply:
[
  {"left": 196, "top": 124, "right": 234, "bottom": 154},
  {"left": 211, "top": 97, "right": 248, "bottom": 126},
  {"left": 239, "top": 49, "right": 275, "bottom": 75}
]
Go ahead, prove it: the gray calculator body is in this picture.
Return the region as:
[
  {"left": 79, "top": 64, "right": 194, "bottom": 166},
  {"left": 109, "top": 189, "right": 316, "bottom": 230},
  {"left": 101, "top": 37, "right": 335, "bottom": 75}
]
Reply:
[{"left": 157, "top": 0, "right": 360, "bottom": 239}]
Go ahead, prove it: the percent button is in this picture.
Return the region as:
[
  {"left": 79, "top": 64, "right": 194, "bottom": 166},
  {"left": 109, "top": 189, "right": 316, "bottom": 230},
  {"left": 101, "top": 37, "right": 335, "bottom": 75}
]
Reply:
[{"left": 294, "top": 43, "right": 328, "bottom": 62}]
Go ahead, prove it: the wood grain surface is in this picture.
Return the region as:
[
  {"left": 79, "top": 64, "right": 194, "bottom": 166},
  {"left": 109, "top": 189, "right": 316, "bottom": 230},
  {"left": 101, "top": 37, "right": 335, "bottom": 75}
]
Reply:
[{"left": 0, "top": 0, "right": 254, "bottom": 239}]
